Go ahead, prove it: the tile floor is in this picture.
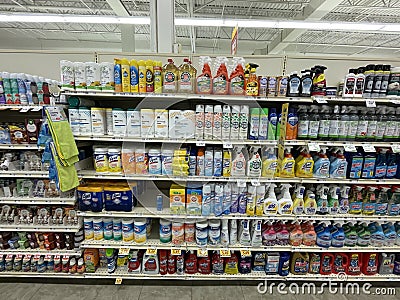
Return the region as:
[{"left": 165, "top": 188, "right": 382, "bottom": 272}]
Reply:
[{"left": 0, "top": 279, "right": 399, "bottom": 300}]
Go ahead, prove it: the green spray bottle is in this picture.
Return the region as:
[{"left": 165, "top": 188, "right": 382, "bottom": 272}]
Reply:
[
  {"left": 362, "top": 186, "right": 377, "bottom": 215},
  {"left": 328, "top": 185, "right": 340, "bottom": 215},
  {"left": 316, "top": 184, "right": 329, "bottom": 215},
  {"left": 356, "top": 221, "right": 371, "bottom": 247},
  {"left": 344, "top": 221, "right": 358, "bottom": 247}
]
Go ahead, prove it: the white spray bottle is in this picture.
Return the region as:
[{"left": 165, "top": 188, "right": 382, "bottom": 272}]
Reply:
[
  {"left": 277, "top": 184, "right": 293, "bottom": 215},
  {"left": 339, "top": 185, "right": 351, "bottom": 214},
  {"left": 247, "top": 146, "right": 262, "bottom": 177},
  {"left": 221, "top": 219, "right": 230, "bottom": 246},
  {"left": 229, "top": 219, "right": 238, "bottom": 244},
  {"left": 239, "top": 219, "right": 251, "bottom": 246},
  {"left": 231, "top": 146, "right": 246, "bottom": 177},
  {"left": 255, "top": 185, "right": 266, "bottom": 216},
  {"left": 251, "top": 220, "right": 263, "bottom": 247},
  {"left": 263, "top": 183, "right": 278, "bottom": 215}
]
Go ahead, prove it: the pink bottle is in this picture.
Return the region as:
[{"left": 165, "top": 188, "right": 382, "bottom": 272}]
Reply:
[
  {"left": 262, "top": 221, "right": 277, "bottom": 246},
  {"left": 274, "top": 222, "right": 289, "bottom": 246}
]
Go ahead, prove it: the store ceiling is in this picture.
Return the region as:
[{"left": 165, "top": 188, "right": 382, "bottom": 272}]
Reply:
[{"left": 0, "top": 0, "right": 400, "bottom": 57}]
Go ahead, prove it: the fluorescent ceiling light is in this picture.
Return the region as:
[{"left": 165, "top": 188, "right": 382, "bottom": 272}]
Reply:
[{"left": 0, "top": 13, "right": 150, "bottom": 25}]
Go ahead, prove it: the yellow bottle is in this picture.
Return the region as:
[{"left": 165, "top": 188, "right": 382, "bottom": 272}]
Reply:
[
  {"left": 295, "top": 150, "right": 314, "bottom": 178},
  {"left": 120, "top": 58, "right": 130, "bottom": 92},
  {"left": 129, "top": 59, "right": 139, "bottom": 93},
  {"left": 304, "top": 191, "right": 317, "bottom": 215},
  {"left": 138, "top": 60, "right": 146, "bottom": 93},
  {"left": 292, "top": 185, "right": 305, "bottom": 215},
  {"left": 222, "top": 150, "right": 231, "bottom": 177},
  {"left": 279, "top": 147, "right": 295, "bottom": 178},
  {"left": 153, "top": 61, "right": 162, "bottom": 93},
  {"left": 145, "top": 60, "right": 154, "bottom": 93},
  {"left": 261, "top": 147, "right": 278, "bottom": 178}
]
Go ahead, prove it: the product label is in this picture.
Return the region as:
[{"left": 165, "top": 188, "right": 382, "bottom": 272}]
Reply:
[
  {"left": 344, "top": 77, "right": 356, "bottom": 95},
  {"left": 375, "top": 166, "right": 387, "bottom": 178},
  {"left": 318, "top": 120, "right": 330, "bottom": 137},
  {"left": 366, "top": 120, "right": 377, "bottom": 138},
  {"left": 362, "top": 157, "right": 376, "bottom": 178},
  {"left": 164, "top": 71, "right": 176, "bottom": 90},
  {"left": 308, "top": 120, "right": 319, "bottom": 138},
  {"left": 179, "top": 71, "right": 192, "bottom": 90}
]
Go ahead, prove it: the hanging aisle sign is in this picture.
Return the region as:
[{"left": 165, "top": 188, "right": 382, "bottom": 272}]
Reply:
[{"left": 231, "top": 25, "right": 238, "bottom": 55}]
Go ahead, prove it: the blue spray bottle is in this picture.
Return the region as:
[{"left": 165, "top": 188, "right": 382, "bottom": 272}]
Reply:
[
  {"left": 313, "top": 146, "right": 330, "bottom": 178},
  {"left": 386, "top": 150, "right": 397, "bottom": 179},
  {"left": 346, "top": 148, "right": 364, "bottom": 179},
  {"left": 329, "top": 147, "right": 348, "bottom": 178},
  {"left": 374, "top": 148, "right": 388, "bottom": 179},
  {"left": 375, "top": 186, "right": 390, "bottom": 215}
]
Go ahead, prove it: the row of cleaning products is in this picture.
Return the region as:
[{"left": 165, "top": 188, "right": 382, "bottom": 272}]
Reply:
[
  {"left": 0, "top": 72, "right": 59, "bottom": 105},
  {"left": 342, "top": 64, "right": 400, "bottom": 98},
  {"left": 296, "top": 104, "right": 400, "bottom": 141},
  {"left": 90, "top": 248, "right": 400, "bottom": 277}
]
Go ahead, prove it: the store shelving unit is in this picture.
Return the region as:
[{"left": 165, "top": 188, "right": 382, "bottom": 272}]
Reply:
[
  {"left": 65, "top": 89, "right": 400, "bottom": 281},
  {"left": 0, "top": 222, "right": 82, "bottom": 232},
  {"left": 0, "top": 197, "right": 76, "bottom": 205},
  {"left": 0, "top": 249, "right": 81, "bottom": 256}
]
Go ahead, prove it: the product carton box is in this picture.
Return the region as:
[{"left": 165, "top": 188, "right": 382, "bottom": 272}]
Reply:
[
  {"left": 169, "top": 110, "right": 184, "bottom": 139},
  {"left": 140, "top": 109, "right": 155, "bottom": 138},
  {"left": 84, "top": 248, "right": 99, "bottom": 273},
  {"left": 170, "top": 184, "right": 186, "bottom": 214},
  {"left": 154, "top": 109, "right": 169, "bottom": 138},
  {"left": 186, "top": 187, "right": 202, "bottom": 215}
]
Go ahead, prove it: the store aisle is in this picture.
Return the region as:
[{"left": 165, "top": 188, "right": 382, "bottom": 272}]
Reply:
[{"left": 0, "top": 281, "right": 399, "bottom": 300}]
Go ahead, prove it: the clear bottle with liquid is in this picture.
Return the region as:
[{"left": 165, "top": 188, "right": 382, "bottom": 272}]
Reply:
[{"left": 178, "top": 58, "right": 196, "bottom": 93}]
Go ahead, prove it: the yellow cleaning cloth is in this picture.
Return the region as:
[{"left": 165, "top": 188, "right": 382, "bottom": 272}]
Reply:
[
  {"left": 50, "top": 142, "right": 79, "bottom": 192},
  {"left": 45, "top": 106, "right": 79, "bottom": 166}
]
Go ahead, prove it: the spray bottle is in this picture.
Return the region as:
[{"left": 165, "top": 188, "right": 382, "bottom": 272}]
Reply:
[
  {"left": 375, "top": 186, "right": 390, "bottom": 215},
  {"left": 339, "top": 185, "right": 351, "bottom": 214},
  {"left": 196, "top": 56, "right": 212, "bottom": 94},
  {"left": 229, "top": 57, "right": 245, "bottom": 95},
  {"left": 316, "top": 185, "right": 329, "bottom": 215},
  {"left": 261, "top": 146, "right": 278, "bottom": 178},
  {"left": 277, "top": 184, "right": 293, "bottom": 215},
  {"left": 329, "top": 147, "right": 347, "bottom": 179},
  {"left": 292, "top": 185, "right": 305, "bottom": 215},
  {"left": 247, "top": 147, "right": 262, "bottom": 177},
  {"left": 255, "top": 185, "right": 266, "bottom": 216},
  {"left": 279, "top": 147, "right": 295, "bottom": 178},
  {"left": 295, "top": 146, "right": 314, "bottom": 178},
  {"left": 246, "top": 185, "right": 256, "bottom": 216},
  {"left": 328, "top": 185, "right": 340, "bottom": 215},
  {"left": 263, "top": 184, "right": 278, "bottom": 215},
  {"left": 304, "top": 190, "right": 317, "bottom": 215},
  {"left": 313, "top": 147, "right": 330, "bottom": 178},
  {"left": 362, "top": 186, "right": 377, "bottom": 215}
]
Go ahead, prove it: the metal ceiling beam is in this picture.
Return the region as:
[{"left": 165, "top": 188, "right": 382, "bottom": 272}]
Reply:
[{"left": 267, "top": 0, "right": 343, "bottom": 54}]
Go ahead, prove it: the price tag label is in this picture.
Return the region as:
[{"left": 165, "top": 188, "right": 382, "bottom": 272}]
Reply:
[
  {"left": 115, "top": 278, "right": 122, "bottom": 285},
  {"left": 240, "top": 250, "right": 251, "bottom": 257},
  {"left": 343, "top": 144, "right": 357, "bottom": 152},
  {"left": 314, "top": 97, "right": 328, "bottom": 104},
  {"left": 223, "top": 142, "right": 233, "bottom": 149},
  {"left": 31, "top": 106, "right": 43, "bottom": 112},
  {"left": 391, "top": 144, "right": 400, "bottom": 153},
  {"left": 196, "top": 141, "right": 206, "bottom": 147},
  {"left": 362, "top": 145, "right": 376, "bottom": 153},
  {"left": 237, "top": 180, "right": 246, "bottom": 188},
  {"left": 171, "top": 249, "right": 182, "bottom": 256},
  {"left": 197, "top": 249, "right": 208, "bottom": 257},
  {"left": 219, "top": 249, "right": 231, "bottom": 257},
  {"left": 19, "top": 107, "right": 30, "bottom": 113},
  {"left": 119, "top": 248, "right": 130, "bottom": 255},
  {"left": 250, "top": 179, "right": 260, "bottom": 186},
  {"left": 366, "top": 99, "right": 376, "bottom": 108},
  {"left": 146, "top": 248, "right": 157, "bottom": 255},
  {"left": 390, "top": 100, "right": 400, "bottom": 105},
  {"left": 307, "top": 142, "right": 321, "bottom": 152}
]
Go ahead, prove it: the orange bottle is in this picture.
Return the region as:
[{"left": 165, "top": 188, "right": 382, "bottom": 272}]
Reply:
[
  {"left": 213, "top": 57, "right": 229, "bottom": 95},
  {"left": 196, "top": 56, "right": 212, "bottom": 94},
  {"left": 229, "top": 58, "right": 245, "bottom": 95}
]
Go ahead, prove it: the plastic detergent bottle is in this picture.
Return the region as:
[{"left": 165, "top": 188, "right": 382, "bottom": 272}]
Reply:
[
  {"left": 178, "top": 58, "right": 196, "bottom": 93},
  {"left": 315, "top": 221, "right": 332, "bottom": 248},
  {"left": 162, "top": 58, "right": 178, "bottom": 93},
  {"left": 295, "top": 147, "right": 314, "bottom": 178},
  {"left": 239, "top": 219, "right": 251, "bottom": 246},
  {"left": 343, "top": 68, "right": 356, "bottom": 97},
  {"left": 313, "top": 147, "right": 330, "bottom": 178},
  {"left": 362, "top": 186, "right": 377, "bottom": 215},
  {"left": 261, "top": 146, "right": 278, "bottom": 178},
  {"left": 247, "top": 147, "right": 262, "bottom": 177},
  {"left": 279, "top": 147, "right": 295, "bottom": 178},
  {"left": 229, "top": 57, "right": 245, "bottom": 95},
  {"left": 316, "top": 185, "right": 329, "bottom": 215},
  {"left": 388, "top": 186, "right": 400, "bottom": 216},
  {"left": 263, "top": 184, "right": 278, "bottom": 215},
  {"left": 196, "top": 56, "right": 212, "bottom": 94},
  {"left": 302, "top": 222, "right": 317, "bottom": 246},
  {"left": 320, "top": 253, "right": 335, "bottom": 275},
  {"left": 329, "top": 147, "right": 347, "bottom": 179},
  {"left": 304, "top": 190, "right": 317, "bottom": 215},
  {"left": 297, "top": 105, "right": 309, "bottom": 139},
  {"left": 286, "top": 72, "right": 301, "bottom": 97},
  {"left": 277, "top": 184, "right": 293, "bottom": 215},
  {"left": 382, "top": 222, "right": 397, "bottom": 246},
  {"left": 379, "top": 253, "right": 395, "bottom": 274},
  {"left": 251, "top": 220, "right": 263, "bottom": 246},
  {"left": 362, "top": 150, "right": 376, "bottom": 178},
  {"left": 375, "top": 186, "right": 390, "bottom": 215},
  {"left": 327, "top": 185, "right": 339, "bottom": 215},
  {"left": 343, "top": 221, "right": 358, "bottom": 247},
  {"left": 262, "top": 221, "right": 276, "bottom": 246},
  {"left": 245, "top": 63, "right": 259, "bottom": 96},
  {"left": 311, "top": 65, "right": 327, "bottom": 96},
  {"left": 222, "top": 149, "right": 232, "bottom": 178},
  {"left": 292, "top": 185, "right": 305, "bottom": 215},
  {"left": 213, "top": 57, "right": 229, "bottom": 95},
  {"left": 285, "top": 107, "right": 298, "bottom": 140},
  {"left": 339, "top": 185, "right": 351, "bottom": 214},
  {"left": 288, "top": 221, "right": 303, "bottom": 246},
  {"left": 346, "top": 149, "right": 363, "bottom": 179},
  {"left": 129, "top": 59, "right": 139, "bottom": 93},
  {"left": 362, "top": 253, "right": 378, "bottom": 275},
  {"left": 308, "top": 105, "right": 320, "bottom": 140},
  {"left": 137, "top": 60, "right": 146, "bottom": 93},
  {"left": 331, "top": 222, "right": 345, "bottom": 247},
  {"left": 231, "top": 146, "right": 246, "bottom": 177},
  {"left": 308, "top": 253, "right": 321, "bottom": 274},
  {"left": 246, "top": 185, "right": 256, "bottom": 216},
  {"left": 290, "top": 253, "right": 309, "bottom": 275},
  {"left": 368, "top": 222, "right": 385, "bottom": 247},
  {"left": 145, "top": 60, "right": 154, "bottom": 93}
]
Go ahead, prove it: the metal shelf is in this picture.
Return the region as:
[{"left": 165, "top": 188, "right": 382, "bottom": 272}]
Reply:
[
  {"left": 0, "top": 249, "right": 81, "bottom": 256},
  {"left": 80, "top": 238, "right": 187, "bottom": 250},
  {"left": 0, "top": 197, "right": 75, "bottom": 205},
  {"left": 292, "top": 245, "right": 400, "bottom": 253},
  {"left": 0, "top": 271, "right": 84, "bottom": 278},
  {"left": 0, "top": 144, "right": 39, "bottom": 150},
  {"left": 0, "top": 223, "right": 81, "bottom": 232},
  {"left": 0, "top": 170, "right": 48, "bottom": 178}
]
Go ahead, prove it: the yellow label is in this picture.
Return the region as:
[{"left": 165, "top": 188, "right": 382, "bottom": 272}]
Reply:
[
  {"left": 115, "top": 278, "right": 123, "bottom": 285},
  {"left": 219, "top": 249, "right": 231, "bottom": 257},
  {"left": 197, "top": 249, "right": 208, "bottom": 257},
  {"left": 119, "top": 248, "right": 130, "bottom": 255},
  {"left": 171, "top": 249, "right": 182, "bottom": 256},
  {"left": 146, "top": 248, "right": 157, "bottom": 255},
  {"left": 240, "top": 250, "right": 251, "bottom": 257}
]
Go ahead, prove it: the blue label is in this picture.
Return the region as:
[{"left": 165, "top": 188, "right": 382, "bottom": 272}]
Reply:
[
  {"left": 362, "top": 157, "right": 376, "bottom": 178},
  {"left": 375, "top": 203, "right": 388, "bottom": 215},
  {"left": 350, "top": 157, "right": 363, "bottom": 179},
  {"left": 375, "top": 166, "right": 387, "bottom": 178}
]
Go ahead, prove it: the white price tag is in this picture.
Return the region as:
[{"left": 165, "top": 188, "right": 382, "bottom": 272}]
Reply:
[
  {"left": 314, "top": 97, "right": 328, "bottom": 104},
  {"left": 307, "top": 142, "right": 321, "bottom": 152},
  {"left": 343, "top": 144, "right": 357, "bottom": 152},
  {"left": 196, "top": 141, "right": 206, "bottom": 147},
  {"left": 19, "top": 107, "right": 30, "bottom": 113},
  {"left": 391, "top": 144, "right": 400, "bottom": 153},
  {"left": 31, "top": 107, "right": 43, "bottom": 112},
  {"left": 237, "top": 180, "right": 247, "bottom": 188},
  {"left": 223, "top": 142, "right": 233, "bottom": 149},
  {"left": 366, "top": 99, "right": 376, "bottom": 108},
  {"left": 362, "top": 144, "right": 376, "bottom": 153},
  {"left": 250, "top": 179, "right": 260, "bottom": 186}
]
